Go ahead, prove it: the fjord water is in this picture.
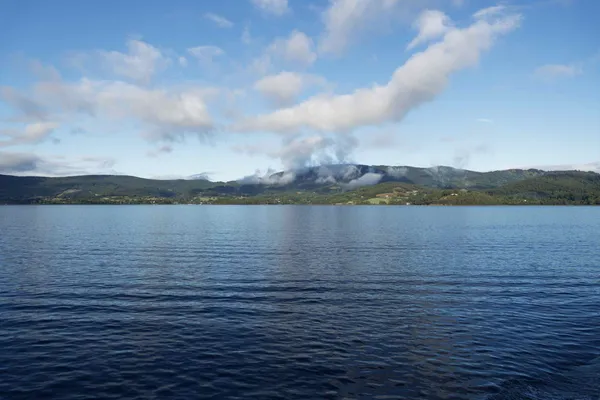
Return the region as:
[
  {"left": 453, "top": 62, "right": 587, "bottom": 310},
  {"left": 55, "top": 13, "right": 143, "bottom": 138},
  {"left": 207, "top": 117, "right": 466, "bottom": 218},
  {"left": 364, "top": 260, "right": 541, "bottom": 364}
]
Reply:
[{"left": 0, "top": 206, "right": 599, "bottom": 399}]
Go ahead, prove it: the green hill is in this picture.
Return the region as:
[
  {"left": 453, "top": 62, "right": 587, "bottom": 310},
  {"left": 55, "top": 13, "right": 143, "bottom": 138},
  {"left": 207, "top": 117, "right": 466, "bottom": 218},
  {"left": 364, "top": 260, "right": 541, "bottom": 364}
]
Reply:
[
  {"left": 488, "top": 171, "right": 600, "bottom": 205},
  {"left": 1, "top": 167, "right": 598, "bottom": 205},
  {"left": 269, "top": 164, "right": 546, "bottom": 190},
  {"left": 0, "top": 174, "right": 219, "bottom": 203}
]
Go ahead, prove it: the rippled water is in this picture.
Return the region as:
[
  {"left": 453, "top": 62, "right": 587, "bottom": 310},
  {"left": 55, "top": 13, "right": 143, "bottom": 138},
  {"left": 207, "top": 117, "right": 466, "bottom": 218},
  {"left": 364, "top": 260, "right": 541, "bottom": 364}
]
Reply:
[{"left": 0, "top": 205, "right": 599, "bottom": 399}]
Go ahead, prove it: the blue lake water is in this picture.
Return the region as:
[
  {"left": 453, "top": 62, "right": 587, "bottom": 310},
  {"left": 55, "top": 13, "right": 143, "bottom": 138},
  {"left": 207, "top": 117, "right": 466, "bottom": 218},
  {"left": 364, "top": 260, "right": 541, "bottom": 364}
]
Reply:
[{"left": 0, "top": 205, "right": 599, "bottom": 399}]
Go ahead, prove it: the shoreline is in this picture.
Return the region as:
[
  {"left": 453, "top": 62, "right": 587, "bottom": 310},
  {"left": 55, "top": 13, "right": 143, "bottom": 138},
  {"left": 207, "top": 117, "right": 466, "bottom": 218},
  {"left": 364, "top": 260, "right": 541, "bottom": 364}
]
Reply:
[{"left": 1, "top": 203, "right": 597, "bottom": 207}]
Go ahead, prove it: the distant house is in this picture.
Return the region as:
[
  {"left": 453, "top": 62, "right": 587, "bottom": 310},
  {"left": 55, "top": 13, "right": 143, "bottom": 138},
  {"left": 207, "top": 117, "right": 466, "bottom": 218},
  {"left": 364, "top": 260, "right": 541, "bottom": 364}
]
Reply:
[{"left": 376, "top": 193, "right": 393, "bottom": 198}]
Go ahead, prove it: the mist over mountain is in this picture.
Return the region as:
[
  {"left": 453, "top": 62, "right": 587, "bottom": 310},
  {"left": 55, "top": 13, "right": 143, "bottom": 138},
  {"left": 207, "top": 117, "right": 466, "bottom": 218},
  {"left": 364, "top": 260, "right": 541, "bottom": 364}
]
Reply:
[
  {"left": 3, "top": 163, "right": 599, "bottom": 205},
  {"left": 237, "top": 164, "right": 547, "bottom": 190},
  {"left": 187, "top": 173, "right": 212, "bottom": 181}
]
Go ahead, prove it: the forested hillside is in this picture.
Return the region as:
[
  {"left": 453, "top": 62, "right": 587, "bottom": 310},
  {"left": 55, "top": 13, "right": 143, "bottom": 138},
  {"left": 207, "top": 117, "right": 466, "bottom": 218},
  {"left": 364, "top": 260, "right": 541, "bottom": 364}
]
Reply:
[{"left": 1, "top": 167, "right": 598, "bottom": 205}]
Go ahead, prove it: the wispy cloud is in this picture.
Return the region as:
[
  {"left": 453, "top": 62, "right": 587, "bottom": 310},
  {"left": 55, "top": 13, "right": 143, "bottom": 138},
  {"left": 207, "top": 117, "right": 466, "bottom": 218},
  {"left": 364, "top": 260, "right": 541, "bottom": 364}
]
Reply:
[
  {"left": 0, "top": 151, "right": 118, "bottom": 176},
  {"left": 204, "top": 13, "right": 234, "bottom": 28},
  {"left": 250, "top": 0, "right": 290, "bottom": 16},
  {"left": 473, "top": 5, "right": 507, "bottom": 19},
  {"left": 269, "top": 30, "right": 317, "bottom": 67},
  {"left": 235, "top": 9, "right": 522, "bottom": 133},
  {"left": 0, "top": 122, "right": 59, "bottom": 148},
  {"left": 147, "top": 145, "right": 174, "bottom": 158},
  {"left": 248, "top": 30, "right": 317, "bottom": 75},
  {"left": 534, "top": 63, "right": 582, "bottom": 80},
  {"left": 241, "top": 25, "right": 252, "bottom": 45},
  {"left": 318, "top": 0, "right": 401, "bottom": 56},
  {"left": 0, "top": 4, "right": 534, "bottom": 178},
  {"left": 407, "top": 10, "right": 453, "bottom": 51},
  {"left": 187, "top": 46, "right": 225, "bottom": 65},
  {"left": 254, "top": 72, "right": 326, "bottom": 107},
  {"left": 2, "top": 77, "right": 216, "bottom": 144},
  {"left": 452, "top": 144, "right": 491, "bottom": 170},
  {"left": 0, "top": 86, "right": 49, "bottom": 122},
  {"left": 95, "top": 39, "right": 170, "bottom": 84}
]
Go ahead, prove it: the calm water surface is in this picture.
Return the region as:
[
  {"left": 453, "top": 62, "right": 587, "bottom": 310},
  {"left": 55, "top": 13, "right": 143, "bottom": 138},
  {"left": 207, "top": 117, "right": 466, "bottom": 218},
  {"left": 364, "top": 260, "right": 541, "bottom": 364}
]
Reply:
[{"left": 0, "top": 205, "right": 599, "bottom": 399}]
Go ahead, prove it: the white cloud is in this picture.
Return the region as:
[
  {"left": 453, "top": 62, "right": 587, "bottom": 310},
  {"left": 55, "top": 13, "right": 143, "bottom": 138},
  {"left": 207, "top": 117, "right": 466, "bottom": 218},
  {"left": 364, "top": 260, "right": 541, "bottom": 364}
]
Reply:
[
  {"left": 473, "top": 5, "right": 506, "bottom": 20},
  {"left": 236, "top": 10, "right": 521, "bottom": 133},
  {"left": 0, "top": 151, "right": 43, "bottom": 173},
  {"left": 233, "top": 134, "right": 357, "bottom": 170},
  {"left": 534, "top": 64, "right": 582, "bottom": 79},
  {"left": 187, "top": 46, "right": 225, "bottom": 65},
  {"left": 254, "top": 72, "right": 325, "bottom": 106},
  {"left": 30, "top": 60, "right": 61, "bottom": 81},
  {"left": 255, "top": 72, "right": 304, "bottom": 106},
  {"left": 249, "top": 30, "right": 317, "bottom": 75},
  {"left": 188, "top": 172, "right": 213, "bottom": 180},
  {"left": 97, "top": 39, "right": 169, "bottom": 84},
  {"left": 269, "top": 30, "right": 317, "bottom": 67},
  {"left": 204, "top": 12, "right": 234, "bottom": 28},
  {"left": 6, "top": 79, "right": 216, "bottom": 143},
  {"left": 249, "top": 54, "right": 272, "bottom": 75},
  {"left": 0, "top": 151, "right": 117, "bottom": 176},
  {"left": 21, "top": 122, "right": 59, "bottom": 141},
  {"left": 269, "top": 135, "right": 358, "bottom": 169},
  {"left": 407, "top": 10, "right": 452, "bottom": 50},
  {"left": 250, "top": 0, "right": 290, "bottom": 16},
  {"left": 238, "top": 168, "right": 296, "bottom": 185},
  {"left": 387, "top": 166, "right": 408, "bottom": 178},
  {"left": 0, "top": 86, "right": 49, "bottom": 121},
  {"left": 343, "top": 172, "right": 383, "bottom": 190},
  {"left": 0, "top": 122, "right": 59, "bottom": 147},
  {"left": 318, "top": 0, "right": 402, "bottom": 55},
  {"left": 178, "top": 56, "right": 188, "bottom": 67},
  {"left": 270, "top": 135, "right": 332, "bottom": 169},
  {"left": 76, "top": 81, "right": 215, "bottom": 142}
]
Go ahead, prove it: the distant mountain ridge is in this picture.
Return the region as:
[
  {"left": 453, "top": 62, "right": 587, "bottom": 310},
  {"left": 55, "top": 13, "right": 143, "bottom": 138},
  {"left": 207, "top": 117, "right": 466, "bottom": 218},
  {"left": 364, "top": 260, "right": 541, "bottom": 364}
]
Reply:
[
  {"left": 0, "top": 164, "right": 598, "bottom": 204},
  {"left": 265, "top": 164, "right": 547, "bottom": 190}
]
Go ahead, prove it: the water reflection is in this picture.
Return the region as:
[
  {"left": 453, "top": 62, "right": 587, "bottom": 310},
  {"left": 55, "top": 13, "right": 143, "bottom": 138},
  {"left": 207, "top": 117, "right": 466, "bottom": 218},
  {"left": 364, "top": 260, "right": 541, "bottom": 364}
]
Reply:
[{"left": 0, "top": 205, "right": 599, "bottom": 399}]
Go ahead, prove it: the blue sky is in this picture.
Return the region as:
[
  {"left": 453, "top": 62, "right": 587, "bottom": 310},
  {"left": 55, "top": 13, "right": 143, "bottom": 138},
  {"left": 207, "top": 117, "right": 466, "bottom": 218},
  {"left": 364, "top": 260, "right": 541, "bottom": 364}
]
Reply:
[{"left": 1, "top": 0, "right": 598, "bottom": 181}]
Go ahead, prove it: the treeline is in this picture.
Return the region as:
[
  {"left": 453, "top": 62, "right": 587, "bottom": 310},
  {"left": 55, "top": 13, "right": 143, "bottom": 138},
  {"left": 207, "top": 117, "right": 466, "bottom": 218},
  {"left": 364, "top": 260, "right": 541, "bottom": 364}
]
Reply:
[
  {"left": 488, "top": 171, "right": 600, "bottom": 205},
  {"left": 2, "top": 171, "right": 599, "bottom": 205}
]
